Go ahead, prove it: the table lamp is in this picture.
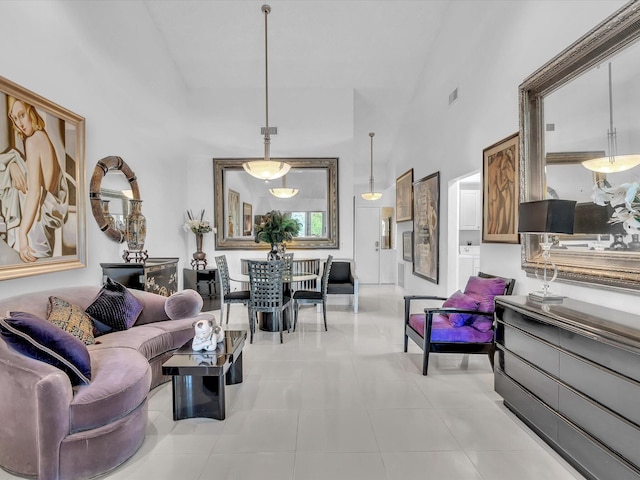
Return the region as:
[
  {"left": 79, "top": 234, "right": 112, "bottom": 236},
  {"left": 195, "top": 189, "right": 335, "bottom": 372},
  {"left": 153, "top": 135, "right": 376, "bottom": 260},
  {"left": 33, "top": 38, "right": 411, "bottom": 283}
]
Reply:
[
  {"left": 573, "top": 202, "right": 626, "bottom": 250},
  {"left": 518, "top": 199, "right": 576, "bottom": 303}
]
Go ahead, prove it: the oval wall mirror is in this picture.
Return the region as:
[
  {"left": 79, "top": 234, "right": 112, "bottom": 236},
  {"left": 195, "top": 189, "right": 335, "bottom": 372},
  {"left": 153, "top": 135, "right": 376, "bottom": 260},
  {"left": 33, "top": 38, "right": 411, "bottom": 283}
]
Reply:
[{"left": 89, "top": 156, "right": 140, "bottom": 243}]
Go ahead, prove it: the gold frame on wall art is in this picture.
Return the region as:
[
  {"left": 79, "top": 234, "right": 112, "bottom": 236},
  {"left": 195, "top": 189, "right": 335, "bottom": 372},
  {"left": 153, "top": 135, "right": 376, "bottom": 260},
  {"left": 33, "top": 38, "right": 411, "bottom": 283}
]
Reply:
[
  {"left": 412, "top": 171, "right": 440, "bottom": 284},
  {"left": 0, "top": 76, "right": 86, "bottom": 280},
  {"left": 396, "top": 168, "right": 413, "bottom": 222},
  {"left": 482, "top": 132, "right": 519, "bottom": 244}
]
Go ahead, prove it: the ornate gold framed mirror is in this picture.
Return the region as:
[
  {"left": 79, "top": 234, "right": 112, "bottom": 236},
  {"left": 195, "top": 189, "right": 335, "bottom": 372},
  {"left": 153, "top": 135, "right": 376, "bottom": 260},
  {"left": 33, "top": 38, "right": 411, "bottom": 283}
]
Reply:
[
  {"left": 520, "top": 2, "right": 640, "bottom": 290},
  {"left": 213, "top": 158, "right": 339, "bottom": 250}
]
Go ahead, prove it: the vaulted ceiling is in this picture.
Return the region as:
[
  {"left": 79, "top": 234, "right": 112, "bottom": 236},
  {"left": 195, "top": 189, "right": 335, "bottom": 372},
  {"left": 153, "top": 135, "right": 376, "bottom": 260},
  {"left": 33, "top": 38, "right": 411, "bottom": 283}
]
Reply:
[{"left": 60, "top": 1, "right": 451, "bottom": 186}]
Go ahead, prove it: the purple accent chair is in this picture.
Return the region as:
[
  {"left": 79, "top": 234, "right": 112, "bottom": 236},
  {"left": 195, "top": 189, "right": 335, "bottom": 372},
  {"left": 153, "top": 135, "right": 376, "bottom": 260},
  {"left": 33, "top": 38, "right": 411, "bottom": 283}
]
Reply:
[{"left": 403, "top": 272, "right": 515, "bottom": 375}]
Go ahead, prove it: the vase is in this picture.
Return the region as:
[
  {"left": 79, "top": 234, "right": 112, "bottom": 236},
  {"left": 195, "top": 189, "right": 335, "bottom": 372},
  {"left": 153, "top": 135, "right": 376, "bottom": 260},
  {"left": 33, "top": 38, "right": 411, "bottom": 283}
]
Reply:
[
  {"left": 100, "top": 200, "right": 115, "bottom": 230},
  {"left": 267, "top": 243, "right": 283, "bottom": 261},
  {"left": 628, "top": 233, "right": 640, "bottom": 251},
  {"left": 125, "top": 199, "right": 146, "bottom": 251},
  {"left": 191, "top": 233, "right": 207, "bottom": 269}
]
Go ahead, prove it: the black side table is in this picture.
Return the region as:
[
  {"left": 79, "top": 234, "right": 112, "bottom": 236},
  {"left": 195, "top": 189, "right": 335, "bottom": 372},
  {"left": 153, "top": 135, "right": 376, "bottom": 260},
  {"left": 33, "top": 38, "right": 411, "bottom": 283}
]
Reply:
[{"left": 183, "top": 268, "right": 220, "bottom": 311}]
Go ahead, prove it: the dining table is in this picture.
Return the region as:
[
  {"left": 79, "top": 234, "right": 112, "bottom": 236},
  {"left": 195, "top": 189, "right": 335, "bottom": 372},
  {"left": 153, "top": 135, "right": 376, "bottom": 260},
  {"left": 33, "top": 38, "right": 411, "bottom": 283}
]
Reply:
[{"left": 230, "top": 270, "right": 319, "bottom": 332}]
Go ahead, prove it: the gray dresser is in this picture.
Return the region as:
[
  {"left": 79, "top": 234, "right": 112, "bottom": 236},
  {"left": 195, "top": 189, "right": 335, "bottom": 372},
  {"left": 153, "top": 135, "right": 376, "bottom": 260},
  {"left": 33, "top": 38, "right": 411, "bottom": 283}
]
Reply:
[{"left": 495, "top": 296, "right": 640, "bottom": 480}]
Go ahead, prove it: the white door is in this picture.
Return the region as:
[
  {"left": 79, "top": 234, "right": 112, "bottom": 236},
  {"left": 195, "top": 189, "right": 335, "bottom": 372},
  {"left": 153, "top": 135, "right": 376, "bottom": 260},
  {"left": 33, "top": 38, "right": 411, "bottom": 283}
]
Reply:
[{"left": 355, "top": 206, "right": 381, "bottom": 284}]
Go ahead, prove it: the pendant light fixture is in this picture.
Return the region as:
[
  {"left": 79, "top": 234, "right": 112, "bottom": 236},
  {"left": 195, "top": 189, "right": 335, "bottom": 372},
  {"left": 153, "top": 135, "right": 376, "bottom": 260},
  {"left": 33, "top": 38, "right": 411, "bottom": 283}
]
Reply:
[
  {"left": 269, "top": 174, "right": 299, "bottom": 198},
  {"left": 243, "top": 5, "right": 291, "bottom": 181},
  {"left": 362, "top": 132, "right": 382, "bottom": 201},
  {"left": 582, "top": 62, "right": 640, "bottom": 173}
]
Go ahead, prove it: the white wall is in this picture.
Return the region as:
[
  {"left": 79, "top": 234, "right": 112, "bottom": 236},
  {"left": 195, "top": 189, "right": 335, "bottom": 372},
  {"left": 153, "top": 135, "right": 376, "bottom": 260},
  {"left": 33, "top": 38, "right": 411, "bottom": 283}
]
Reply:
[
  {"left": 2, "top": 1, "right": 637, "bottom": 314},
  {"left": 393, "top": 0, "right": 637, "bottom": 312},
  {"left": 1, "top": 1, "right": 191, "bottom": 298}
]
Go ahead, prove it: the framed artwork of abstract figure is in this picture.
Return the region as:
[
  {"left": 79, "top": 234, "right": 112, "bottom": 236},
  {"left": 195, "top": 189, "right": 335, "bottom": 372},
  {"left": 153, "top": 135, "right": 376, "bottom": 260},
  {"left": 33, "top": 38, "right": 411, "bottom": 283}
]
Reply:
[
  {"left": 482, "top": 132, "right": 519, "bottom": 244},
  {"left": 0, "top": 76, "right": 86, "bottom": 280},
  {"left": 412, "top": 171, "right": 440, "bottom": 283},
  {"left": 227, "top": 189, "right": 240, "bottom": 238},
  {"left": 243, "top": 202, "right": 252, "bottom": 237},
  {"left": 396, "top": 168, "right": 413, "bottom": 222}
]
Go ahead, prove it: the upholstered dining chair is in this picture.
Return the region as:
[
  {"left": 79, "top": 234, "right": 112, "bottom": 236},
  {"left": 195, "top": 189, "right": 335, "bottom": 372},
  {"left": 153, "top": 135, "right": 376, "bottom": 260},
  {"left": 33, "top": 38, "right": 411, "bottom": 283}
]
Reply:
[
  {"left": 293, "top": 255, "right": 333, "bottom": 332},
  {"left": 247, "top": 260, "right": 292, "bottom": 343},
  {"left": 215, "top": 255, "right": 250, "bottom": 325},
  {"left": 403, "top": 272, "right": 515, "bottom": 375}
]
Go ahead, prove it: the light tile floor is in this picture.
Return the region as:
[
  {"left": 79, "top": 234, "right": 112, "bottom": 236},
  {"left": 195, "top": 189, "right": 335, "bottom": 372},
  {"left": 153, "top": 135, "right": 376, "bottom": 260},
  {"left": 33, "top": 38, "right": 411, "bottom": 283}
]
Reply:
[{"left": 1, "top": 285, "right": 587, "bottom": 480}]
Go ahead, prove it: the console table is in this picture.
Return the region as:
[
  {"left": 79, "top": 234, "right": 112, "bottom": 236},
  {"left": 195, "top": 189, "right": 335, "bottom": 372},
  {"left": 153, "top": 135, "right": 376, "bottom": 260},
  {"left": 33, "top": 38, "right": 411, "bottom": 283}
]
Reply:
[
  {"left": 100, "top": 257, "right": 179, "bottom": 297},
  {"left": 183, "top": 268, "right": 220, "bottom": 311},
  {"left": 495, "top": 296, "right": 640, "bottom": 480}
]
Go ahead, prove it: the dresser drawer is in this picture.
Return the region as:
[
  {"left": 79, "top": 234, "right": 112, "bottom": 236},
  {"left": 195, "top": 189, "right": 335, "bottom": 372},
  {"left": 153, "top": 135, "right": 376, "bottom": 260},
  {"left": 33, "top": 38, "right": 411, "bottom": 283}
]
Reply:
[
  {"left": 558, "top": 419, "right": 640, "bottom": 480},
  {"left": 559, "top": 329, "right": 640, "bottom": 384},
  {"left": 500, "top": 307, "right": 559, "bottom": 345},
  {"left": 499, "top": 324, "right": 560, "bottom": 377},
  {"left": 500, "top": 348, "right": 559, "bottom": 409},
  {"left": 495, "top": 368, "right": 559, "bottom": 443},
  {"left": 559, "top": 351, "right": 640, "bottom": 426},
  {"left": 559, "top": 385, "right": 640, "bottom": 468}
]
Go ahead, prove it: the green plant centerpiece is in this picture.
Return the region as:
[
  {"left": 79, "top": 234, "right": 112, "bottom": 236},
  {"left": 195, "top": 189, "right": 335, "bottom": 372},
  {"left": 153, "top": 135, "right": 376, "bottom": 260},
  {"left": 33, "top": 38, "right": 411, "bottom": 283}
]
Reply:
[{"left": 254, "top": 210, "right": 301, "bottom": 260}]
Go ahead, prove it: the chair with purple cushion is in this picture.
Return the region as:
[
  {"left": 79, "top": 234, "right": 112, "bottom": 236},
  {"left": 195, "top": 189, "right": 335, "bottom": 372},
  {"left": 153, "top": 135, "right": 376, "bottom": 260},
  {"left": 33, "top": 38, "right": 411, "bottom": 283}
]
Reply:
[{"left": 403, "top": 272, "right": 515, "bottom": 375}]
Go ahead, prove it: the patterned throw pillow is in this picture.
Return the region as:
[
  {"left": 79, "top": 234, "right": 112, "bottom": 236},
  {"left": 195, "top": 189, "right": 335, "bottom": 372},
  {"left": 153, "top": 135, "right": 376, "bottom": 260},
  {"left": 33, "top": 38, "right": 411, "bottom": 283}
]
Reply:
[
  {"left": 85, "top": 278, "right": 144, "bottom": 333},
  {"left": 1, "top": 312, "right": 91, "bottom": 386},
  {"left": 46, "top": 297, "right": 96, "bottom": 346}
]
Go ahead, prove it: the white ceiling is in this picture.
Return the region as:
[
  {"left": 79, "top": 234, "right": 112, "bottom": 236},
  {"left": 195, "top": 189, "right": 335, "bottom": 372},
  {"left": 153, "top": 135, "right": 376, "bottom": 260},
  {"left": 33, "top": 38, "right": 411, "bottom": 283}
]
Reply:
[{"left": 62, "top": 1, "right": 451, "bottom": 185}]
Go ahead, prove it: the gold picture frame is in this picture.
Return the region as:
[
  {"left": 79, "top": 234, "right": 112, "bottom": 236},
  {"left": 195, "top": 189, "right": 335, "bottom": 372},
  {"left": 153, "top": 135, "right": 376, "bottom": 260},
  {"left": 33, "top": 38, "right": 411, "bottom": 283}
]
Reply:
[
  {"left": 243, "top": 202, "right": 252, "bottom": 237},
  {"left": 396, "top": 168, "right": 413, "bottom": 222},
  {"left": 413, "top": 171, "right": 440, "bottom": 283},
  {"left": 482, "top": 132, "right": 519, "bottom": 244},
  {"left": 227, "top": 189, "right": 240, "bottom": 238},
  {"left": 0, "top": 76, "right": 86, "bottom": 280}
]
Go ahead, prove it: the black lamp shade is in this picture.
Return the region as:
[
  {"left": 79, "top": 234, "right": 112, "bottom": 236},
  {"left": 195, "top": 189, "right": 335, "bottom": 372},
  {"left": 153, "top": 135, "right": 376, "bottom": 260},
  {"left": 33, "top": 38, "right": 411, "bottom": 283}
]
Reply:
[
  {"left": 518, "top": 199, "right": 576, "bottom": 234},
  {"left": 573, "top": 202, "right": 626, "bottom": 235}
]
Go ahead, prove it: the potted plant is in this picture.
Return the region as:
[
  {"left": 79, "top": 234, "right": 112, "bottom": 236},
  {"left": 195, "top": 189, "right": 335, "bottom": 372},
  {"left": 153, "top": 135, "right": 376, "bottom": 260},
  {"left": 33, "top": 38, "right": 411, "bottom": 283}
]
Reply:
[{"left": 254, "top": 210, "right": 301, "bottom": 259}]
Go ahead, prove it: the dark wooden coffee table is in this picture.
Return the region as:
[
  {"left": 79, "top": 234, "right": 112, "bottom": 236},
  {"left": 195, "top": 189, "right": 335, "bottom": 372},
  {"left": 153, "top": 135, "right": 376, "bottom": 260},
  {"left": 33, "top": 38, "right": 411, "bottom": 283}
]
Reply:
[{"left": 161, "top": 329, "right": 246, "bottom": 421}]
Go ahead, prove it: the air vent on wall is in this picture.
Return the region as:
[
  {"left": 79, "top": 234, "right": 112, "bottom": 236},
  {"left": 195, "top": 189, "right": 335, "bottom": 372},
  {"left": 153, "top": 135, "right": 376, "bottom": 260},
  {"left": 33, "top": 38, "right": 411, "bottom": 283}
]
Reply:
[
  {"left": 546, "top": 123, "right": 555, "bottom": 131},
  {"left": 449, "top": 88, "right": 458, "bottom": 105}
]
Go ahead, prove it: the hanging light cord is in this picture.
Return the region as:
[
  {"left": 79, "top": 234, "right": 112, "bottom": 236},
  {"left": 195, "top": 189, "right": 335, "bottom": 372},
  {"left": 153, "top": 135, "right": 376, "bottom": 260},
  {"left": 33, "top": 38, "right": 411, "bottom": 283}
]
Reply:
[
  {"left": 606, "top": 62, "right": 617, "bottom": 166},
  {"left": 369, "top": 132, "right": 375, "bottom": 192},
  {"left": 263, "top": 4, "right": 271, "bottom": 162}
]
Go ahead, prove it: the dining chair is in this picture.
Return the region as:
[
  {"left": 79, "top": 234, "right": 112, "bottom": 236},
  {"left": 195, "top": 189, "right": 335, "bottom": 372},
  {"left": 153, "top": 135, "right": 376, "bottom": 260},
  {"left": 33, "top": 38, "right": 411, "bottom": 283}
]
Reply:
[
  {"left": 215, "top": 255, "right": 250, "bottom": 325},
  {"left": 247, "top": 260, "right": 292, "bottom": 343},
  {"left": 282, "top": 252, "right": 295, "bottom": 299},
  {"left": 293, "top": 255, "right": 333, "bottom": 332},
  {"left": 403, "top": 272, "right": 516, "bottom": 375}
]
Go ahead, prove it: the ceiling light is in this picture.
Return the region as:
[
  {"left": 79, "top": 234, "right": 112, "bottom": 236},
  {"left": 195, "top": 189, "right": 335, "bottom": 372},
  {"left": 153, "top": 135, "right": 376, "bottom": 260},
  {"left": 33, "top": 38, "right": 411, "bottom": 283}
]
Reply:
[
  {"left": 582, "top": 63, "right": 640, "bottom": 173},
  {"left": 362, "top": 132, "right": 382, "bottom": 201},
  {"left": 269, "top": 174, "right": 299, "bottom": 198},
  {"left": 243, "top": 5, "right": 291, "bottom": 181}
]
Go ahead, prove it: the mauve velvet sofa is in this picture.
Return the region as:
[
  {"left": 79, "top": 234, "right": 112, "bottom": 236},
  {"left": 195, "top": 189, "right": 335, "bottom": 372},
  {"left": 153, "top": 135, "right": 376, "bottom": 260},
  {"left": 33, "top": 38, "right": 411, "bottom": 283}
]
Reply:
[{"left": 0, "top": 286, "right": 198, "bottom": 480}]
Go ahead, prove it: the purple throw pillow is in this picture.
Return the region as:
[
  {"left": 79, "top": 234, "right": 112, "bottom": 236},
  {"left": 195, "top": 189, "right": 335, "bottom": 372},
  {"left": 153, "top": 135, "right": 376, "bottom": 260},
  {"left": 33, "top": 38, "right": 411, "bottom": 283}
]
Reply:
[
  {"left": 0, "top": 312, "right": 91, "bottom": 386},
  {"left": 85, "top": 278, "right": 143, "bottom": 333},
  {"left": 442, "top": 290, "right": 481, "bottom": 327},
  {"left": 464, "top": 276, "right": 506, "bottom": 313},
  {"left": 470, "top": 315, "right": 494, "bottom": 332}
]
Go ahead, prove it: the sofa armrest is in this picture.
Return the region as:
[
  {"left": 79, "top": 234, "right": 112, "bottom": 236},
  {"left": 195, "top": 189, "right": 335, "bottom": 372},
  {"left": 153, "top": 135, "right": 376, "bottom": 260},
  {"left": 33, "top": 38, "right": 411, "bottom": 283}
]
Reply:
[{"left": 0, "top": 341, "right": 72, "bottom": 478}]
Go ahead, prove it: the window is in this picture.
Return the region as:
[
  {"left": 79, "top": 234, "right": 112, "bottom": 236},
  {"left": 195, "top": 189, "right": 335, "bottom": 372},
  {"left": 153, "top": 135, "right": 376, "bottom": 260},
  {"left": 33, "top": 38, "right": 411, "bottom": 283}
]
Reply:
[{"left": 290, "top": 211, "right": 325, "bottom": 237}]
